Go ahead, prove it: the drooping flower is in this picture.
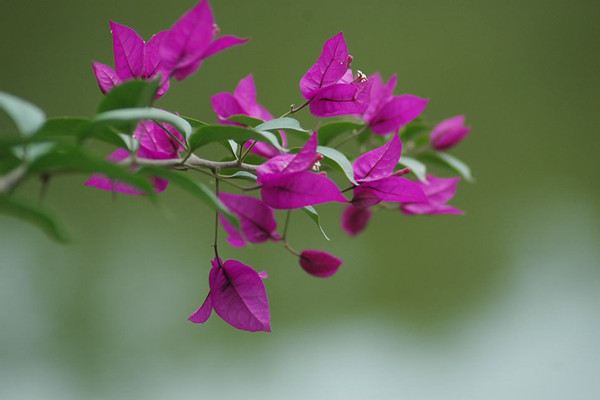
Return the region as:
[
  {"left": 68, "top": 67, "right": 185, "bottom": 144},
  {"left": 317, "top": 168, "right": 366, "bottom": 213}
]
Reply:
[
  {"left": 341, "top": 205, "right": 372, "bottom": 236},
  {"left": 218, "top": 192, "right": 280, "bottom": 247},
  {"left": 85, "top": 121, "right": 185, "bottom": 194},
  {"left": 430, "top": 115, "right": 471, "bottom": 150},
  {"left": 300, "top": 33, "right": 371, "bottom": 117},
  {"left": 189, "top": 258, "right": 271, "bottom": 332},
  {"left": 258, "top": 133, "right": 346, "bottom": 209},
  {"left": 211, "top": 74, "right": 287, "bottom": 158},
  {"left": 360, "top": 73, "right": 429, "bottom": 135},
  {"left": 160, "top": 0, "right": 248, "bottom": 81},
  {"left": 299, "top": 250, "right": 343, "bottom": 278},
  {"left": 401, "top": 175, "right": 464, "bottom": 215},
  {"left": 92, "top": 22, "right": 171, "bottom": 97}
]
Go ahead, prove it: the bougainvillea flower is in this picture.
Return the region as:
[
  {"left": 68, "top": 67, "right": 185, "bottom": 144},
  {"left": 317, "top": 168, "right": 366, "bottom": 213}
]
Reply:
[
  {"left": 189, "top": 258, "right": 271, "bottom": 332},
  {"left": 401, "top": 175, "right": 463, "bottom": 215},
  {"left": 300, "top": 33, "right": 371, "bottom": 117},
  {"left": 160, "top": 0, "right": 248, "bottom": 81},
  {"left": 341, "top": 204, "right": 372, "bottom": 236},
  {"left": 299, "top": 250, "right": 343, "bottom": 278},
  {"left": 358, "top": 176, "right": 426, "bottom": 203},
  {"left": 218, "top": 192, "right": 280, "bottom": 247},
  {"left": 358, "top": 73, "right": 429, "bottom": 135},
  {"left": 430, "top": 115, "right": 471, "bottom": 150},
  {"left": 92, "top": 22, "right": 171, "bottom": 97},
  {"left": 300, "top": 32, "right": 352, "bottom": 100},
  {"left": 211, "top": 74, "right": 286, "bottom": 158},
  {"left": 260, "top": 171, "right": 346, "bottom": 209},
  {"left": 85, "top": 121, "right": 185, "bottom": 194},
  {"left": 353, "top": 133, "right": 402, "bottom": 183},
  {"left": 256, "top": 133, "right": 319, "bottom": 183}
]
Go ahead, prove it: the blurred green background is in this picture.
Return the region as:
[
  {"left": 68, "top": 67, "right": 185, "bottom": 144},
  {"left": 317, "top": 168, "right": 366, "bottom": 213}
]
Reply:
[{"left": 1, "top": 0, "right": 599, "bottom": 398}]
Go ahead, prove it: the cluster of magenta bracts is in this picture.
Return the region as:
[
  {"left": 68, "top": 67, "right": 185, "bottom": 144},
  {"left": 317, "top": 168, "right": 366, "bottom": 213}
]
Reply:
[{"left": 87, "top": 0, "right": 471, "bottom": 332}]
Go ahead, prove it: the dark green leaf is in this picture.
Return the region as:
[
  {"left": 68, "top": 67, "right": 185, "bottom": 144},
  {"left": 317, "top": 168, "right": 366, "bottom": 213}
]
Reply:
[
  {"left": 398, "top": 156, "right": 427, "bottom": 182},
  {"left": 28, "top": 148, "right": 155, "bottom": 196},
  {"left": 228, "top": 114, "right": 264, "bottom": 127},
  {"left": 138, "top": 166, "right": 239, "bottom": 228},
  {"left": 317, "top": 146, "right": 357, "bottom": 185},
  {"left": 94, "top": 108, "right": 192, "bottom": 138},
  {"left": 418, "top": 151, "right": 473, "bottom": 182},
  {"left": 182, "top": 116, "right": 208, "bottom": 129},
  {"left": 0, "top": 195, "right": 68, "bottom": 242},
  {"left": 0, "top": 92, "right": 46, "bottom": 136},
  {"left": 302, "top": 206, "right": 331, "bottom": 241},
  {"left": 318, "top": 120, "right": 364, "bottom": 145},
  {"left": 188, "top": 125, "right": 284, "bottom": 153},
  {"left": 97, "top": 79, "right": 159, "bottom": 113},
  {"left": 34, "top": 117, "right": 129, "bottom": 149},
  {"left": 400, "top": 119, "right": 429, "bottom": 142}
]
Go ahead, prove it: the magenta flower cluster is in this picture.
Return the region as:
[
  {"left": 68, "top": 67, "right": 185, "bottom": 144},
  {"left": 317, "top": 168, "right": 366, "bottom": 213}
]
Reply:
[{"left": 86, "top": 0, "right": 472, "bottom": 332}]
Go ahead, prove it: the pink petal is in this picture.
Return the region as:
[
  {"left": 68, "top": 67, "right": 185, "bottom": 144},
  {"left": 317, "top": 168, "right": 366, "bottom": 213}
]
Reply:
[
  {"left": 300, "top": 32, "right": 351, "bottom": 99},
  {"left": 430, "top": 115, "right": 471, "bottom": 150},
  {"left": 109, "top": 21, "right": 145, "bottom": 80},
  {"left": 369, "top": 94, "right": 429, "bottom": 135},
  {"left": 233, "top": 74, "right": 257, "bottom": 114},
  {"left": 211, "top": 92, "right": 245, "bottom": 123},
  {"left": 161, "top": 0, "right": 215, "bottom": 80},
  {"left": 309, "top": 81, "right": 370, "bottom": 117},
  {"left": 353, "top": 133, "right": 402, "bottom": 182},
  {"left": 202, "top": 35, "right": 248, "bottom": 60},
  {"left": 143, "top": 30, "right": 169, "bottom": 78},
  {"left": 135, "top": 121, "right": 184, "bottom": 160},
  {"left": 211, "top": 259, "right": 271, "bottom": 332},
  {"left": 188, "top": 293, "right": 213, "bottom": 323},
  {"left": 299, "top": 250, "right": 343, "bottom": 278},
  {"left": 219, "top": 215, "right": 246, "bottom": 248},
  {"left": 84, "top": 149, "right": 145, "bottom": 195},
  {"left": 219, "top": 193, "right": 280, "bottom": 244},
  {"left": 91, "top": 62, "right": 121, "bottom": 94},
  {"left": 260, "top": 171, "right": 346, "bottom": 209},
  {"left": 422, "top": 175, "right": 461, "bottom": 204},
  {"left": 360, "top": 176, "right": 427, "bottom": 203},
  {"left": 401, "top": 203, "right": 464, "bottom": 215},
  {"left": 363, "top": 73, "right": 397, "bottom": 122},
  {"left": 257, "top": 133, "right": 319, "bottom": 181},
  {"left": 351, "top": 187, "right": 382, "bottom": 208},
  {"left": 341, "top": 204, "right": 372, "bottom": 236}
]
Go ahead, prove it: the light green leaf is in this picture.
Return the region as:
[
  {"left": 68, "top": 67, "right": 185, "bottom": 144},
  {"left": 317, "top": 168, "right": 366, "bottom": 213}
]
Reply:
[
  {"left": 302, "top": 206, "right": 331, "bottom": 241},
  {"left": 188, "top": 125, "right": 284, "bottom": 153},
  {"left": 12, "top": 143, "right": 55, "bottom": 161},
  {"left": 318, "top": 120, "right": 364, "bottom": 145},
  {"left": 228, "top": 114, "right": 264, "bottom": 127},
  {"left": 419, "top": 151, "right": 474, "bottom": 182},
  {"left": 317, "top": 145, "right": 357, "bottom": 185},
  {"left": 220, "top": 171, "right": 257, "bottom": 181},
  {"left": 33, "top": 117, "right": 129, "bottom": 149},
  {"left": 255, "top": 117, "right": 309, "bottom": 134},
  {"left": 138, "top": 166, "right": 239, "bottom": 228},
  {"left": 28, "top": 148, "right": 155, "bottom": 196},
  {"left": 0, "top": 195, "right": 68, "bottom": 242},
  {"left": 0, "top": 92, "right": 46, "bottom": 136},
  {"left": 94, "top": 108, "right": 192, "bottom": 139},
  {"left": 398, "top": 156, "right": 427, "bottom": 182},
  {"left": 97, "top": 79, "right": 159, "bottom": 113}
]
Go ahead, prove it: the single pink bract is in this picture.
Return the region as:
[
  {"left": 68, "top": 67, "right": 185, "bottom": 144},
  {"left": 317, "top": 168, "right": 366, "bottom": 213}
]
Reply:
[
  {"left": 260, "top": 171, "right": 346, "bottom": 209},
  {"left": 353, "top": 134, "right": 402, "bottom": 183},
  {"left": 299, "top": 250, "right": 343, "bottom": 278},
  {"left": 430, "top": 115, "right": 471, "bottom": 150},
  {"left": 219, "top": 192, "right": 280, "bottom": 245}
]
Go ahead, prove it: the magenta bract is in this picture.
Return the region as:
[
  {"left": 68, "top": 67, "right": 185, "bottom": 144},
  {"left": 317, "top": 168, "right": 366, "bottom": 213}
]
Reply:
[
  {"left": 401, "top": 175, "right": 463, "bottom": 215},
  {"left": 257, "top": 133, "right": 319, "bottom": 183},
  {"left": 430, "top": 115, "right": 471, "bottom": 150},
  {"left": 353, "top": 134, "right": 402, "bottom": 183},
  {"left": 219, "top": 192, "right": 280, "bottom": 246},
  {"left": 260, "top": 171, "right": 346, "bottom": 209},
  {"left": 341, "top": 205, "right": 373, "bottom": 236},
  {"left": 299, "top": 250, "right": 343, "bottom": 278}
]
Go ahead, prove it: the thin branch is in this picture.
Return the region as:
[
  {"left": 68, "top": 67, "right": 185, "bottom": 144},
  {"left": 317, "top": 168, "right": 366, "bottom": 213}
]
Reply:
[{"left": 0, "top": 164, "right": 28, "bottom": 194}]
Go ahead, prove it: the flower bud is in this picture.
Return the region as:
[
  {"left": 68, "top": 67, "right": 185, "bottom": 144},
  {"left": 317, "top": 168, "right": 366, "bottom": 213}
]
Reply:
[{"left": 430, "top": 115, "right": 471, "bottom": 150}]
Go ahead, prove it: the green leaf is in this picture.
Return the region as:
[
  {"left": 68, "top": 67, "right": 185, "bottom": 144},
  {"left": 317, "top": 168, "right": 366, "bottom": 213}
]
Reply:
[
  {"left": 0, "top": 195, "right": 68, "bottom": 242},
  {"left": 228, "top": 114, "right": 264, "bottom": 127},
  {"left": 12, "top": 143, "right": 55, "bottom": 162},
  {"left": 301, "top": 206, "right": 331, "bottom": 241},
  {"left": 97, "top": 79, "right": 159, "bottom": 113},
  {"left": 317, "top": 120, "right": 364, "bottom": 145},
  {"left": 138, "top": 166, "right": 239, "bottom": 228},
  {"left": 317, "top": 146, "right": 357, "bottom": 185},
  {"left": 398, "top": 156, "right": 427, "bottom": 182},
  {"left": 34, "top": 117, "right": 129, "bottom": 149},
  {"left": 419, "top": 151, "right": 473, "bottom": 182},
  {"left": 188, "top": 125, "right": 284, "bottom": 153},
  {"left": 219, "top": 171, "right": 257, "bottom": 181},
  {"left": 182, "top": 116, "right": 208, "bottom": 129},
  {"left": 94, "top": 108, "right": 192, "bottom": 139},
  {"left": 255, "top": 117, "right": 309, "bottom": 134},
  {"left": 28, "top": 148, "right": 155, "bottom": 196},
  {"left": 400, "top": 119, "right": 429, "bottom": 142},
  {"left": 0, "top": 92, "right": 46, "bottom": 136}
]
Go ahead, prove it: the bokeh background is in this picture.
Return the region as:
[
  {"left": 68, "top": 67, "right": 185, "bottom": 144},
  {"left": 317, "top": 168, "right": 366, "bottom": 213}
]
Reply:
[{"left": 1, "top": 0, "right": 599, "bottom": 398}]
